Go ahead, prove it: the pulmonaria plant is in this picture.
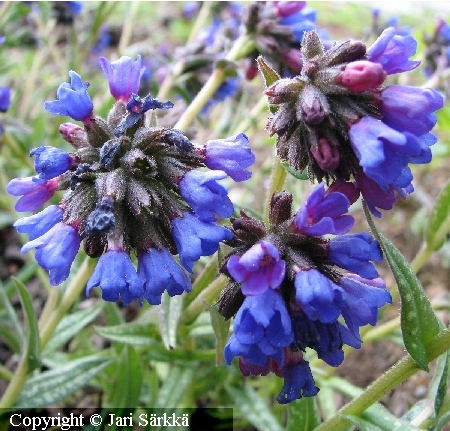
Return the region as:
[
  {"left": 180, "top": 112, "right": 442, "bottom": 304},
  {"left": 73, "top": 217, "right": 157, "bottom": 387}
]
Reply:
[
  {"left": 7, "top": 56, "right": 255, "bottom": 305},
  {"left": 218, "top": 183, "right": 391, "bottom": 403},
  {"left": 264, "top": 28, "right": 444, "bottom": 216}
]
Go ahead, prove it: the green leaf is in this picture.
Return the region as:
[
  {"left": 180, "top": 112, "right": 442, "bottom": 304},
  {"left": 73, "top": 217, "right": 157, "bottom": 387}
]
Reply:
[
  {"left": 281, "top": 162, "right": 309, "bottom": 180},
  {"left": 430, "top": 409, "right": 450, "bottom": 431},
  {"left": 43, "top": 303, "right": 103, "bottom": 354},
  {"left": 14, "top": 355, "right": 113, "bottom": 408},
  {"left": 12, "top": 278, "right": 41, "bottom": 373},
  {"left": 226, "top": 384, "right": 283, "bottom": 431},
  {"left": 207, "top": 304, "right": 230, "bottom": 365},
  {"left": 95, "top": 322, "right": 160, "bottom": 346},
  {"left": 256, "top": 55, "right": 281, "bottom": 88},
  {"left": 434, "top": 352, "right": 449, "bottom": 417},
  {"left": 364, "top": 206, "right": 441, "bottom": 371},
  {"left": 109, "top": 346, "right": 142, "bottom": 408},
  {"left": 159, "top": 292, "right": 183, "bottom": 349},
  {"left": 343, "top": 415, "right": 384, "bottom": 431},
  {"left": 154, "top": 365, "right": 196, "bottom": 408},
  {"left": 425, "top": 179, "right": 450, "bottom": 251},
  {"left": 287, "top": 396, "right": 320, "bottom": 431}
]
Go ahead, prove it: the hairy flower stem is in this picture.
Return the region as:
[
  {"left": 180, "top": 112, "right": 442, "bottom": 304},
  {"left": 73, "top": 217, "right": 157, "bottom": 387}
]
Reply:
[
  {"left": 314, "top": 328, "right": 450, "bottom": 431},
  {"left": 0, "top": 257, "right": 95, "bottom": 410},
  {"left": 181, "top": 274, "right": 228, "bottom": 326},
  {"left": 174, "top": 34, "right": 255, "bottom": 131}
]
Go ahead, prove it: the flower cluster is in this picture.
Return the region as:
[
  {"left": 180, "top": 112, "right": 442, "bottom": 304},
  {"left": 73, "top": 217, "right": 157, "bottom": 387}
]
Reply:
[
  {"left": 218, "top": 183, "right": 391, "bottom": 403},
  {"left": 264, "top": 28, "right": 443, "bottom": 216},
  {"left": 7, "top": 56, "right": 255, "bottom": 305},
  {"left": 242, "top": 1, "right": 317, "bottom": 79}
]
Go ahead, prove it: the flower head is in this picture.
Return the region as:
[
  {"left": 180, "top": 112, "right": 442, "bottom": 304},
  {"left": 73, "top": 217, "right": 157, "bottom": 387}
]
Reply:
[
  {"left": 264, "top": 29, "right": 443, "bottom": 216},
  {"left": 44, "top": 71, "right": 94, "bottom": 122},
  {"left": 99, "top": 56, "right": 145, "bottom": 104},
  {"left": 218, "top": 189, "right": 390, "bottom": 403}
]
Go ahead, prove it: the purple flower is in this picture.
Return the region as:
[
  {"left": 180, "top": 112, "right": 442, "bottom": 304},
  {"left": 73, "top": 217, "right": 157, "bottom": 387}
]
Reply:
[
  {"left": 99, "top": 56, "right": 145, "bottom": 104},
  {"left": 44, "top": 71, "right": 93, "bottom": 122},
  {"left": 13, "top": 205, "right": 63, "bottom": 240},
  {"left": 293, "top": 182, "right": 354, "bottom": 236},
  {"left": 86, "top": 250, "right": 144, "bottom": 305},
  {"left": 0, "top": 87, "right": 11, "bottom": 112},
  {"left": 6, "top": 177, "right": 58, "bottom": 213},
  {"left": 204, "top": 133, "right": 255, "bottom": 182},
  {"left": 21, "top": 222, "right": 81, "bottom": 285},
  {"left": 179, "top": 170, "right": 234, "bottom": 222},
  {"left": 328, "top": 233, "right": 383, "bottom": 279},
  {"left": 336, "top": 274, "right": 392, "bottom": 345},
  {"left": 227, "top": 240, "right": 286, "bottom": 295},
  {"left": 367, "top": 27, "right": 420, "bottom": 75},
  {"left": 380, "top": 86, "right": 443, "bottom": 137},
  {"left": 137, "top": 247, "right": 192, "bottom": 305},
  {"left": 224, "top": 289, "right": 294, "bottom": 367},
  {"left": 294, "top": 269, "right": 341, "bottom": 324},
  {"left": 171, "top": 211, "right": 233, "bottom": 272},
  {"left": 30, "top": 146, "right": 75, "bottom": 180}
]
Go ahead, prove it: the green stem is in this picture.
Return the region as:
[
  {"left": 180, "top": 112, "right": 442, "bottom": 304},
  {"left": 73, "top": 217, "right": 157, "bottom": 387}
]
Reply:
[
  {"left": 186, "top": 1, "right": 214, "bottom": 46},
  {"left": 118, "top": 2, "right": 140, "bottom": 54},
  {"left": 232, "top": 95, "right": 268, "bottom": 135},
  {"left": 313, "top": 328, "right": 450, "bottom": 431},
  {"left": 0, "top": 364, "right": 13, "bottom": 382},
  {"left": 181, "top": 274, "right": 228, "bottom": 326},
  {"left": 263, "top": 154, "right": 287, "bottom": 224},
  {"left": 0, "top": 257, "right": 94, "bottom": 410},
  {"left": 174, "top": 34, "right": 255, "bottom": 131}
]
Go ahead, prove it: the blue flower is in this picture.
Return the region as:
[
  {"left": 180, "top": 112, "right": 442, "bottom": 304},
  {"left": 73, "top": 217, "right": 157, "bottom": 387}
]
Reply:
[
  {"left": 367, "top": 27, "right": 420, "bottom": 75},
  {"left": 293, "top": 182, "right": 354, "bottom": 236},
  {"left": 336, "top": 274, "right": 392, "bottom": 345},
  {"left": 328, "top": 233, "right": 383, "bottom": 279},
  {"left": 201, "top": 76, "right": 241, "bottom": 114},
  {"left": 14, "top": 205, "right": 63, "bottom": 240},
  {"left": 30, "top": 146, "right": 74, "bottom": 180},
  {"left": 99, "top": 56, "right": 145, "bottom": 104},
  {"left": 137, "top": 247, "right": 192, "bottom": 305},
  {"left": 227, "top": 240, "right": 286, "bottom": 296},
  {"left": 224, "top": 289, "right": 294, "bottom": 367},
  {"left": 172, "top": 212, "right": 233, "bottom": 272},
  {"left": 279, "top": 7, "right": 317, "bottom": 43},
  {"left": 204, "top": 133, "right": 255, "bottom": 182},
  {"left": 179, "top": 170, "right": 234, "bottom": 222},
  {"left": 21, "top": 222, "right": 81, "bottom": 285},
  {"left": 277, "top": 359, "right": 319, "bottom": 404},
  {"left": 380, "top": 86, "right": 443, "bottom": 137},
  {"left": 6, "top": 177, "right": 58, "bottom": 212},
  {"left": 86, "top": 250, "right": 144, "bottom": 305},
  {"left": 44, "top": 71, "right": 93, "bottom": 122},
  {"left": 294, "top": 269, "right": 342, "bottom": 324},
  {"left": 0, "top": 87, "right": 11, "bottom": 112}
]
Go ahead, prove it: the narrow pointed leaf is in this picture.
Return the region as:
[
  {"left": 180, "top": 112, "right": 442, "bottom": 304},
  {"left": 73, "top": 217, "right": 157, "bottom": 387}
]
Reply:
[
  {"left": 43, "top": 303, "right": 103, "bottom": 354},
  {"left": 364, "top": 205, "right": 441, "bottom": 371},
  {"left": 14, "top": 355, "right": 113, "bottom": 408},
  {"left": 159, "top": 292, "right": 183, "bottom": 349},
  {"left": 281, "top": 162, "right": 309, "bottom": 180},
  {"left": 109, "top": 346, "right": 142, "bottom": 408},
  {"left": 226, "top": 384, "right": 283, "bottom": 431},
  {"left": 287, "top": 396, "right": 320, "bottom": 431},
  {"left": 425, "top": 179, "right": 450, "bottom": 251},
  {"left": 434, "top": 352, "right": 449, "bottom": 416},
  {"left": 12, "top": 278, "right": 40, "bottom": 372},
  {"left": 154, "top": 365, "right": 196, "bottom": 408},
  {"left": 207, "top": 304, "right": 230, "bottom": 365},
  {"left": 95, "top": 322, "right": 160, "bottom": 346}
]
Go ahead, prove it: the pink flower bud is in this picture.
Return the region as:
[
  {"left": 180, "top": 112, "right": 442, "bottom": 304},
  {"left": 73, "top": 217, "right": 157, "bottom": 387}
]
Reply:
[
  {"left": 310, "top": 138, "right": 340, "bottom": 171},
  {"left": 274, "top": 1, "right": 305, "bottom": 18},
  {"left": 282, "top": 48, "right": 303, "bottom": 74},
  {"left": 338, "top": 60, "right": 386, "bottom": 92},
  {"left": 59, "top": 123, "right": 88, "bottom": 149}
]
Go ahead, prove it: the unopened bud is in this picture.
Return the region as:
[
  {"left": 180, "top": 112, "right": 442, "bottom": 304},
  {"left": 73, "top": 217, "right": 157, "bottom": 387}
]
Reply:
[
  {"left": 338, "top": 60, "right": 386, "bottom": 92},
  {"left": 282, "top": 48, "right": 303, "bottom": 74},
  {"left": 297, "top": 86, "right": 328, "bottom": 125},
  {"left": 310, "top": 138, "right": 340, "bottom": 171},
  {"left": 269, "top": 191, "right": 293, "bottom": 225},
  {"left": 274, "top": 1, "right": 305, "bottom": 18},
  {"left": 59, "top": 123, "right": 88, "bottom": 149},
  {"left": 265, "top": 78, "right": 303, "bottom": 105}
]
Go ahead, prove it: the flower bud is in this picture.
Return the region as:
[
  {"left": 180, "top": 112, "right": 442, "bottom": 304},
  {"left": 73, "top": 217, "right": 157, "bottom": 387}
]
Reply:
[
  {"left": 59, "top": 123, "right": 88, "bottom": 149},
  {"left": 281, "top": 48, "right": 303, "bottom": 74},
  {"left": 310, "top": 138, "right": 340, "bottom": 171},
  {"left": 338, "top": 60, "right": 386, "bottom": 92}
]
